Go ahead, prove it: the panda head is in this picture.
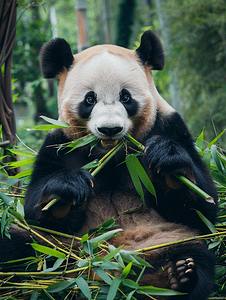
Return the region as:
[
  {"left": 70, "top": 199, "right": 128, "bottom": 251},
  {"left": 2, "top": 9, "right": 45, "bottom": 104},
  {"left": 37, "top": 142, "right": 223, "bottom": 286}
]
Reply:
[{"left": 40, "top": 31, "right": 174, "bottom": 146}]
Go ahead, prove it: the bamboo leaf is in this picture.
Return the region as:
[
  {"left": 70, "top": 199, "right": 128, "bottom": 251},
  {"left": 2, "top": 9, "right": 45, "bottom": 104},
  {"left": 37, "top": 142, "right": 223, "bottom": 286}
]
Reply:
[
  {"left": 82, "top": 159, "right": 100, "bottom": 170},
  {"left": 9, "top": 168, "right": 33, "bottom": 178},
  {"left": 66, "top": 134, "right": 97, "bottom": 153},
  {"left": 137, "top": 286, "right": 186, "bottom": 296},
  {"left": 29, "top": 124, "right": 68, "bottom": 131},
  {"left": 0, "top": 191, "right": 14, "bottom": 206},
  {"left": 30, "top": 244, "right": 66, "bottom": 258},
  {"left": 121, "top": 262, "right": 132, "bottom": 279},
  {"left": 106, "top": 277, "right": 121, "bottom": 300},
  {"left": 1, "top": 207, "right": 9, "bottom": 238},
  {"left": 211, "top": 145, "right": 226, "bottom": 176},
  {"left": 40, "top": 116, "right": 70, "bottom": 127},
  {"left": 126, "top": 290, "right": 136, "bottom": 300},
  {"left": 211, "top": 171, "right": 226, "bottom": 187},
  {"left": 129, "top": 154, "right": 156, "bottom": 198},
  {"left": 196, "top": 130, "right": 204, "bottom": 151},
  {"left": 125, "top": 155, "right": 144, "bottom": 204},
  {"left": 91, "top": 228, "right": 123, "bottom": 244},
  {"left": 94, "top": 266, "right": 112, "bottom": 284},
  {"left": 7, "top": 157, "right": 35, "bottom": 169},
  {"left": 76, "top": 276, "right": 92, "bottom": 299},
  {"left": 101, "top": 261, "right": 119, "bottom": 270},
  {"left": 104, "top": 245, "right": 124, "bottom": 261},
  {"left": 47, "top": 278, "right": 76, "bottom": 293},
  {"left": 122, "top": 279, "right": 140, "bottom": 289},
  {"left": 43, "top": 258, "right": 65, "bottom": 272},
  {"left": 207, "top": 129, "right": 226, "bottom": 148},
  {"left": 196, "top": 211, "right": 216, "bottom": 233},
  {"left": 7, "top": 149, "right": 36, "bottom": 157}
]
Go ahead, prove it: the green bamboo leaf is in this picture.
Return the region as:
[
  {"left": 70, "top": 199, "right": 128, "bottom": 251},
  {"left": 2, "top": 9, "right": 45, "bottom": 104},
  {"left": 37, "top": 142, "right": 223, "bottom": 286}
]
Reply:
[
  {"left": 94, "top": 266, "right": 112, "bottom": 284},
  {"left": 125, "top": 155, "right": 144, "bottom": 204},
  {"left": 121, "top": 262, "right": 132, "bottom": 279},
  {"left": 211, "top": 171, "right": 226, "bottom": 187},
  {"left": 43, "top": 258, "right": 65, "bottom": 272},
  {"left": 41, "top": 289, "right": 56, "bottom": 300},
  {"left": 126, "top": 290, "right": 136, "bottom": 300},
  {"left": 102, "top": 218, "right": 115, "bottom": 229},
  {"left": 30, "top": 290, "right": 39, "bottom": 300},
  {"left": 7, "top": 149, "right": 36, "bottom": 157},
  {"left": 122, "top": 279, "right": 140, "bottom": 289},
  {"left": 91, "top": 228, "right": 123, "bottom": 244},
  {"left": 196, "top": 130, "right": 204, "bottom": 151},
  {"left": 47, "top": 278, "right": 76, "bottom": 293},
  {"left": 83, "top": 240, "right": 93, "bottom": 255},
  {"left": 196, "top": 211, "right": 216, "bottom": 233},
  {"left": 9, "top": 168, "right": 33, "bottom": 178},
  {"left": 106, "top": 277, "right": 121, "bottom": 300},
  {"left": 9, "top": 208, "right": 25, "bottom": 222},
  {"left": 0, "top": 191, "right": 14, "bottom": 206},
  {"left": 40, "top": 116, "right": 70, "bottom": 127},
  {"left": 30, "top": 244, "right": 66, "bottom": 258},
  {"left": 76, "top": 276, "right": 92, "bottom": 299},
  {"left": 207, "top": 129, "right": 226, "bottom": 148},
  {"left": 211, "top": 145, "right": 226, "bottom": 176},
  {"left": 137, "top": 286, "right": 186, "bottom": 296},
  {"left": 104, "top": 245, "right": 124, "bottom": 261},
  {"left": 7, "top": 157, "right": 35, "bottom": 169},
  {"left": 134, "top": 256, "right": 152, "bottom": 268},
  {"left": 29, "top": 124, "right": 68, "bottom": 131},
  {"left": 129, "top": 154, "right": 156, "bottom": 198},
  {"left": 67, "top": 134, "right": 97, "bottom": 153},
  {"left": 82, "top": 159, "right": 100, "bottom": 170},
  {"left": 1, "top": 207, "right": 9, "bottom": 238},
  {"left": 101, "top": 261, "right": 119, "bottom": 270}
]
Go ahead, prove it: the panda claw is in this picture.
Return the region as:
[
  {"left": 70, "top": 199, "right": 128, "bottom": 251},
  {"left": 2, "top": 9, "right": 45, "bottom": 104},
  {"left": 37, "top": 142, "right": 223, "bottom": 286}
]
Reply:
[{"left": 185, "top": 269, "right": 193, "bottom": 274}]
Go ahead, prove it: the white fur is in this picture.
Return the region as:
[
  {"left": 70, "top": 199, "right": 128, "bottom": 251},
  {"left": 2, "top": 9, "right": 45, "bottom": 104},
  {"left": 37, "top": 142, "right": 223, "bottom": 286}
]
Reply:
[{"left": 59, "top": 49, "right": 157, "bottom": 138}]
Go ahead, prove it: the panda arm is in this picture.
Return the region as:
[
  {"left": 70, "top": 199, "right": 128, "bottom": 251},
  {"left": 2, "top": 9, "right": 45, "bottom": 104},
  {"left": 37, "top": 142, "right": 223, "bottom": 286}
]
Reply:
[
  {"left": 144, "top": 111, "right": 218, "bottom": 229},
  {"left": 24, "top": 129, "right": 93, "bottom": 228}
]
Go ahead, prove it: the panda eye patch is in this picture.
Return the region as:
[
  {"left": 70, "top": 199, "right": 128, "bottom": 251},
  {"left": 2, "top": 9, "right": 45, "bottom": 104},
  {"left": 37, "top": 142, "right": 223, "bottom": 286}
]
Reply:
[
  {"left": 85, "top": 91, "right": 97, "bottom": 105},
  {"left": 78, "top": 91, "right": 97, "bottom": 119},
  {"left": 120, "top": 89, "right": 138, "bottom": 117}
]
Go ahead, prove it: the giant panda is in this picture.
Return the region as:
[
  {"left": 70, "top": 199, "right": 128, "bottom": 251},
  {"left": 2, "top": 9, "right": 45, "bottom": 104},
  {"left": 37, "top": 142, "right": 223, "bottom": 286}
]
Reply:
[{"left": 0, "top": 31, "right": 218, "bottom": 300}]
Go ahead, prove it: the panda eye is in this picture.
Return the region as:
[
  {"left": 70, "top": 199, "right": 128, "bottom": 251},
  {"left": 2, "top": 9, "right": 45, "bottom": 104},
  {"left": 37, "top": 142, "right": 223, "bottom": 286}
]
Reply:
[
  {"left": 85, "top": 92, "right": 96, "bottom": 105},
  {"left": 120, "top": 89, "right": 131, "bottom": 103}
]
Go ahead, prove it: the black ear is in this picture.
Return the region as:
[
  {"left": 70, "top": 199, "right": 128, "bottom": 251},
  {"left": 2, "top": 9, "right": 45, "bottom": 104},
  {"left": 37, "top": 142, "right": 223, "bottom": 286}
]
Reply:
[
  {"left": 40, "top": 38, "right": 74, "bottom": 78},
  {"left": 136, "top": 30, "right": 164, "bottom": 70}
]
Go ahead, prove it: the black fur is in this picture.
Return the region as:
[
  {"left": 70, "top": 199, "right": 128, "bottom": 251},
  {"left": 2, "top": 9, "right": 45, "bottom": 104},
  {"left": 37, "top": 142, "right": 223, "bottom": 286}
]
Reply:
[
  {"left": 136, "top": 30, "right": 164, "bottom": 70},
  {"left": 40, "top": 38, "right": 74, "bottom": 78}
]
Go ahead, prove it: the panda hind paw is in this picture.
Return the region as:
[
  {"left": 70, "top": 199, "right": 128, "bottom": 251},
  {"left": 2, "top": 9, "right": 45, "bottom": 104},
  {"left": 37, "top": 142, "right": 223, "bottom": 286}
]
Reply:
[{"left": 168, "top": 258, "right": 196, "bottom": 292}]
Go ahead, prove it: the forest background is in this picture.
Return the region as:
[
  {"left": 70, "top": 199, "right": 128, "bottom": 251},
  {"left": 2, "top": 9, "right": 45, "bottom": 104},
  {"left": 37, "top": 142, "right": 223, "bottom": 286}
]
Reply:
[{"left": 10, "top": 0, "right": 226, "bottom": 153}]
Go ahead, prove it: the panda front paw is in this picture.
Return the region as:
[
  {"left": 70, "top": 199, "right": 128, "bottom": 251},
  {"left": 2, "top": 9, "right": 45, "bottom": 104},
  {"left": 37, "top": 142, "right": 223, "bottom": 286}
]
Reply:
[
  {"left": 40, "top": 169, "right": 93, "bottom": 210},
  {"left": 145, "top": 136, "right": 195, "bottom": 186}
]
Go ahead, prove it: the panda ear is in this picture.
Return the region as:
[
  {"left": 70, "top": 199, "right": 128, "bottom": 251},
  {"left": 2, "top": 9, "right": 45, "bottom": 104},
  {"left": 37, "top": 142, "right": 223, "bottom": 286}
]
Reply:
[
  {"left": 136, "top": 30, "right": 164, "bottom": 70},
  {"left": 40, "top": 38, "right": 74, "bottom": 78}
]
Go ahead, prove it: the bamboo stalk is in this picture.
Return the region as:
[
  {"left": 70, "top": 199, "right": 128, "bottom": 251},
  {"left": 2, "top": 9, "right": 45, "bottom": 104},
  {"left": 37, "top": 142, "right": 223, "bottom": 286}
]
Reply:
[
  {"left": 91, "top": 141, "right": 124, "bottom": 177},
  {"left": 12, "top": 219, "right": 81, "bottom": 261},
  {"left": 135, "top": 230, "right": 226, "bottom": 253}
]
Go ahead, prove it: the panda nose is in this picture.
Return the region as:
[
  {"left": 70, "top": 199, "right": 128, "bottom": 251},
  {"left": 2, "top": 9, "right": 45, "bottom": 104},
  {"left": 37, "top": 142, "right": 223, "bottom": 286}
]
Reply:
[{"left": 98, "top": 126, "right": 123, "bottom": 137}]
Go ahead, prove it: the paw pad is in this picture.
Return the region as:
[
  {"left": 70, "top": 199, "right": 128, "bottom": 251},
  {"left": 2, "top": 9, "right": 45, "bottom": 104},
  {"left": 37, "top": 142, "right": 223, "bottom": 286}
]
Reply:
[{"left": 168, "top": 258, "right": 196, "bottom": 292}]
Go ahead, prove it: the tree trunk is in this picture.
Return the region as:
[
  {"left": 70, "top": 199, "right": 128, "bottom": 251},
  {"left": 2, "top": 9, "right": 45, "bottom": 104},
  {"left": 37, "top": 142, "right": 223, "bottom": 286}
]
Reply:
[
  {"left": 0, "top": 0, "right": 18, "bottom": 176},
  {"left": 102, "top": 0, "right": 112, "bottom": 44},
  {"left": 154, "top": 0, "right": 183, "bottom": 117},
  {"left": 75, "top": 0, "right": 90, "bottom": 52}
]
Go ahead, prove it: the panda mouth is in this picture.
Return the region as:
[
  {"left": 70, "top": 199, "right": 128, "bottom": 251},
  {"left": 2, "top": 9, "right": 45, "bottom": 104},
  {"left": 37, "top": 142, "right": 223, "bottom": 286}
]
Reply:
[{"left": 100, "top": 139, "right": 118, "bottom": 148}]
